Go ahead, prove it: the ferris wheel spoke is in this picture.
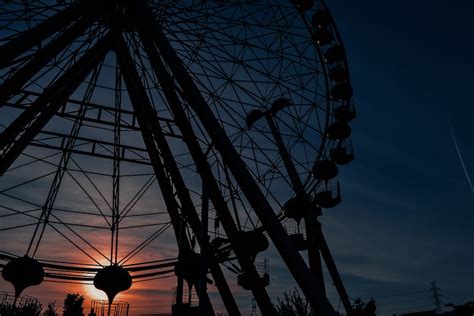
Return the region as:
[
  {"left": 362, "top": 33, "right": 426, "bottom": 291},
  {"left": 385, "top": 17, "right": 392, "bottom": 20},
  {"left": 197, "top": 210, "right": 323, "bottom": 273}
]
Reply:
[
  {"left": 46, "top": 222, "right": 104, "bottom": 266},
  {"left": 207, "top": 126, "right": 291, "bottom": 211},
  {"left": 48, "top": 212, "right": 111, "bottom": 260},
  {"left": 118, "top": 223, "right": 172, "bottom": 266},
  {"left": 274, "top": 114, "right": 323, "bottom": 153},
  {"left": 239, "top": 133, "right": 294, "bottom": 188},
  {"left": 0, "top": 222, "right": 39, "bottom": 232},
  {"left": 63, "top": 169, "right": 112, "bottom": 226},
  {"left": 118, "top": 175, "right": 156, "bottom": 221},
  {"left": 0, "top": 170, "right": 55, "bottom": 193},
  {"left": 0, "top": 208, "right": 43, "bottom": 233},
  {"left": 0, "top": 206, "right": 41, "bottom": 219},
  {"left": 6, "top": 208, "right": 111, "bottom": 266},
  {"left": 69, "top": 156, "right": 113, "bottom": 213},
  {"left": 0, "top": 190, "right": 41, "bottom": 208},
  {"left": 267, "top": 115, "right": 304, "bottom": 193},
  {"left": 179, "top": 44, "right": 328, "bottom": 133},
  {"left": 172, "top": 10, "right": 324, "bottom": 76}
]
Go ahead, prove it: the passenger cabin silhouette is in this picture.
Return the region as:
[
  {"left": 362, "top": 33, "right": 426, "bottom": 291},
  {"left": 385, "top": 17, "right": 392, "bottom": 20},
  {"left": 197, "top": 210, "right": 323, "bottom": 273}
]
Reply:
[
  {"left": 331, "top": 141, "right": 355, "bottom": 165},
  {"left": 315, "top": 181, "right": 341, "bottom": 209}
]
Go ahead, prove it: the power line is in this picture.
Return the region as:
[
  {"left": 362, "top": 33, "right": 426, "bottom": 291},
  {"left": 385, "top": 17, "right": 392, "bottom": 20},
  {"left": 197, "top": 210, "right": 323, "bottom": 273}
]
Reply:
[
  {"left": 385, "top": 303, "right": 435, "bottom": 314},
  {"left": 358, "top": 290, "right": 431, "bottom": 301},
  {"left": 376, "top": 296, "right": 433, "bottom": 306}
]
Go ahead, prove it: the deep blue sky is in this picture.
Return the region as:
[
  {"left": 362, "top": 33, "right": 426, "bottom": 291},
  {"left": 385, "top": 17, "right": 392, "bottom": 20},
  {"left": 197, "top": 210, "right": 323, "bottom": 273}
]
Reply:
[{"left": 314, "top": 0, "right": 474, "bottom": 314}]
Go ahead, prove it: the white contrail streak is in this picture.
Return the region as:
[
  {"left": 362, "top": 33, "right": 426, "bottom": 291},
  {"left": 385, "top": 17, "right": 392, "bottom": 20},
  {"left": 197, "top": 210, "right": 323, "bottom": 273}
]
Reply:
[{"left": 449, "top": 121, "right": 474, "bottom": 192}]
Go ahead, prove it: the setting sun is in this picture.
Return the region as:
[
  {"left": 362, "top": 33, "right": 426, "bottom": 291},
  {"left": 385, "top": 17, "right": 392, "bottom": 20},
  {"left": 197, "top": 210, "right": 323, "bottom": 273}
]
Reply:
[{"left": 85, "top": 284, "right": 108, "bottom": 301}]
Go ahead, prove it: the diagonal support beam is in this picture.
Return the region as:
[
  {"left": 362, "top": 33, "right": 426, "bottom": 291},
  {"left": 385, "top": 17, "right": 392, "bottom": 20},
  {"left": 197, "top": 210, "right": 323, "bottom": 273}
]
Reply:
[
  {"left": 0, "top": 3, "right": 84, "bottom": 69},
  {"left": 136, "top": 28, "right": 250, "bottom": 315},
  {"left": 135, "top": 25, "right": 274, "bottom": 314},
  {"left": 133, "top": 1, "right": 336, "bottom": 314},
  {"left": 142, "top": 106, "right": 240, "bottom": 313},
  {"left": 0, "top": 33, "right": 112, "bottom": 176},
  {"left": 266, "top": 114, "right": 326, "bottom": 291},
  {"left": 0, "top": 15, "right": 95, "bottom": 108},
  {"left": 317, "top": 226, "right": 352, "bottom": 314},
  {"left": 113, "top": 32, "right": 218, "bottom": 315}
]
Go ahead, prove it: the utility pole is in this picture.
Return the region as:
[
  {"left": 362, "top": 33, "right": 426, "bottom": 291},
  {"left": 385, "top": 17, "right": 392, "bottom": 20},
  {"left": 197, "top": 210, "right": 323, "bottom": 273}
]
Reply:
[
  {"left": 199, "top": 184, "right": 210, "bottom": 314},
  {"left": 251, "top": 296, "right": 257, "bottom": 316},
  {"left": 431, "top": 282, "right": 442, "bottom": 313}
]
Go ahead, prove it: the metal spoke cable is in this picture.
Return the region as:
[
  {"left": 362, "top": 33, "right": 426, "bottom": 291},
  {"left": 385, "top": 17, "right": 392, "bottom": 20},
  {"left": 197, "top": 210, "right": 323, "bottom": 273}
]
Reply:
[
  {"left": 119, "top": 222, "right": 172, "bottom": 265},
  {"left": 28, "top": 59, "right": 106, "bottom": 257}
]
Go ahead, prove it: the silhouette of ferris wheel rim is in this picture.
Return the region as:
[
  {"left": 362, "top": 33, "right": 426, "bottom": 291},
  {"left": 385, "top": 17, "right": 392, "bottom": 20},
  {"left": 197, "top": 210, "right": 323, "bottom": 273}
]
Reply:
[{"left": 0, "top": 0, "right": 356, "bottom": 314}]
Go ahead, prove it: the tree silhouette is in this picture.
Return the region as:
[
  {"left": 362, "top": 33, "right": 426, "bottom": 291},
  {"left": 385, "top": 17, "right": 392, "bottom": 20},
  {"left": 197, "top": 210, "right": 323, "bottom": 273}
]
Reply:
[
  {"left": 352, "top": 298, "right": 377, "bottom": 316},
  {"left": 44, "top": 302, "right": 58, "bottom": 316},
  {"left": 275, "top": 288, "right": 310, "bottom": 315},
  {"left": 0, "top": 301, "right": 42, "bottom": 316},
  {"left": 63, "top": 294, "right": 84, "bottom": 316}
]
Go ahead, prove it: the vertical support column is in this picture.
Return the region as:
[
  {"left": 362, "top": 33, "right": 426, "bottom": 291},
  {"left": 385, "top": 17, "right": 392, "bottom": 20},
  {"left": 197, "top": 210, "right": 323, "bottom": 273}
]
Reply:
[
  {"left": 111, "top": 62, "right": 122, "bottom": 264},
  {"left": 133, "top": 4, "right": 335, "bottom": 311}
]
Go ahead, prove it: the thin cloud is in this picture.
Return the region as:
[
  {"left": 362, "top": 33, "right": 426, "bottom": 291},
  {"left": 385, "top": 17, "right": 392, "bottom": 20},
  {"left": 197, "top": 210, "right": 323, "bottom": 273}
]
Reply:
[{"left": 449, "top": 121, "right": 474, "bottom": 192}]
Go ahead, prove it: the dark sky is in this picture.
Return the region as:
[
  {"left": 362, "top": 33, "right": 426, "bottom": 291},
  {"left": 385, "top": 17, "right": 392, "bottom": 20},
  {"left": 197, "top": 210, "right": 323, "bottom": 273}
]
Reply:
[{"left": 314, "top": 0, "right": 474, "bottom": 314}]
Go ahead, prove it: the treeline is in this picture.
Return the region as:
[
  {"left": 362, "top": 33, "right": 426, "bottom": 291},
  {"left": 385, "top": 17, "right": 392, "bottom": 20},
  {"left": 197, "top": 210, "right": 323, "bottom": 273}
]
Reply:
[{"left": 0, "top": 293, "right": 85, "bottom": 316}]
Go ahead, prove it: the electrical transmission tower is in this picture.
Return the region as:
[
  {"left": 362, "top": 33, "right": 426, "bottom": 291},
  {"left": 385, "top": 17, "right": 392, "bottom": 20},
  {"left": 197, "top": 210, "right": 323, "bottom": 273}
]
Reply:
[{"left": 431, "top": 282, "right": 442, "bottom": 313}]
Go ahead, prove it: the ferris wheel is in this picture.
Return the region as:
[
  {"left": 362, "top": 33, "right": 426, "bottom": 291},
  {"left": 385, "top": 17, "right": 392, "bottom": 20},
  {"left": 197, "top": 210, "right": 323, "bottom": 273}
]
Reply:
[{"left": 0, "top": 0, "right": 356, "bottom": 314}]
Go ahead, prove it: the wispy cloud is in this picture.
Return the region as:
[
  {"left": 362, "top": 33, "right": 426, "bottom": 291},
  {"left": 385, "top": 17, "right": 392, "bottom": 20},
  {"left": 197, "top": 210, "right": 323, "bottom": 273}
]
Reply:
[{"left": 449, "top": 121, "right": 474, "bottom": 192}]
